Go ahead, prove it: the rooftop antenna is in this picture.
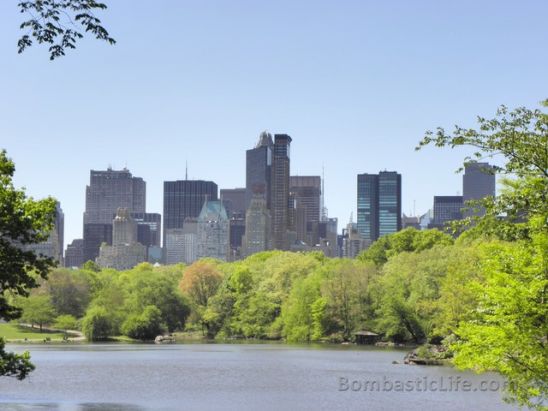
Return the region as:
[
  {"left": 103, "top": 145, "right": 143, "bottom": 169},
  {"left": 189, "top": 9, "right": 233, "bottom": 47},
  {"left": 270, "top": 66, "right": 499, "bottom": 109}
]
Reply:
[
  {"left": 185, "top": 161, "right": 188, "bottom": 180},
  {"left": 413, "top": 200, "right": 416, "bottom": 216}
]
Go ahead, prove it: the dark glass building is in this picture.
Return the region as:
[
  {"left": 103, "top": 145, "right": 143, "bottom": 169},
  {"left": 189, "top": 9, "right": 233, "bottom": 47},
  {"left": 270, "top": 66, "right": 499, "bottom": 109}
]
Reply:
[
  {"left": 163, "top": 180, "right": 218, "bottom": 247},
  {"left": 245, "top": 132, "right": 273, "bottom": 210},
  {"left": 430, "top": 196, "right": 464, "bottom": 229},
  {"left": 357, "top": 171, "right": 401, "bottom": 242},
  {"left": 131, "top": 212, "right": 162, "bottom": 248},
  {"left": 271, "top": 134, "right": 292, "bottom": 250}
]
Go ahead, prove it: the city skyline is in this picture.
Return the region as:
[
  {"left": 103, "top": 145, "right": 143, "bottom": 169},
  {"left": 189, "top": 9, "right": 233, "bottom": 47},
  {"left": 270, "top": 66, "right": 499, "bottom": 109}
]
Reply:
[{"left": 1, "top": 1, "right": 546, "bottom": 247}]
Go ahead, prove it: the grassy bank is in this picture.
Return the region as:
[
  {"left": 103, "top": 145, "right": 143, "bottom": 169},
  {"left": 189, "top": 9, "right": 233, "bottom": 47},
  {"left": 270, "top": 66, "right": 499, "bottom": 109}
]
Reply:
[{"left": 0, "top": 323, "right": 67, "bottom": 342}]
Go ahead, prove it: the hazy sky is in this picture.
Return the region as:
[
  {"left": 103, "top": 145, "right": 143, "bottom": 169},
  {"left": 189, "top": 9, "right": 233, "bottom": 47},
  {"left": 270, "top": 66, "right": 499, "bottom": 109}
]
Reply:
[{"left": 1, "top": 0, "right": 547, "bottom": 247}]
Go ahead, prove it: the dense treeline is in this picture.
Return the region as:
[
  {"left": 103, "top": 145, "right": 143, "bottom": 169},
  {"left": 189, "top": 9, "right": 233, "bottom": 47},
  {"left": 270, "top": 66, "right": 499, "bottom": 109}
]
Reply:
[{"left": 10, "top": 228, "right": 481, "bottom": 345}]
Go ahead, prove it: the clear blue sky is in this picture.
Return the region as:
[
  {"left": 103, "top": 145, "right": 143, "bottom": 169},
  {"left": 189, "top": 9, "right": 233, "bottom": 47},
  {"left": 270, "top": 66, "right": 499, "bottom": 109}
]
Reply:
[{"left": 1, "top": 0, "right": 547, "bottom": 247}]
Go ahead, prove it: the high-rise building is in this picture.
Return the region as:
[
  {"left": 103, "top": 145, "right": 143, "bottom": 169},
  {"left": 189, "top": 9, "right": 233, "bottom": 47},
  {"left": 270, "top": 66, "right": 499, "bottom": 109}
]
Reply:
[
  {"left": 245, "top": 132, "right": 273, "bottom": 210},
  {"left": 64, "top": 239, "right": 84, "bottom": 268},
  {"left": 271, "top": 134, "right": 292, "bottom": 250},
  {"left": 83, "top": 168, "right": 146, "bottom": 262},
  {"left": 463, "top": 162, "right": 496, "bottom": 216},
  {"left": 96, "top": 208, "right": 146, "bottom": 270},
  {"left": 220, "top": 188, "right": 246, "bottom": 218},
  {"left": 243, "top": 193, "right": 271, "bottom": 256},
  {"left": 196, "top": 200, "right": 229, "bottom": 261},
  {"left": 131, "top": 212, "right": 161, "bottom": 248},
  {"left": 430, "top": 196, "right": 464, "bottom": 229},
  {"left": 25, "top": 202, "right": 64, "bottom": 266},
  {"left": 357, "top": 171, "right": 401, "bottom": 243},
  {"left": 163, "top": 180, "right": 218, "bottom": 248},
  {"left": 290, "top": 176, "right": 321, "bottom": 245}
]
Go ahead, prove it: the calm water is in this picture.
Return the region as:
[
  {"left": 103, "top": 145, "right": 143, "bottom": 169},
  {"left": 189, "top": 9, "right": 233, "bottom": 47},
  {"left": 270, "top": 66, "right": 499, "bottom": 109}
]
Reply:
[{"left": 0, "top": 343, "right": 519, "bottom": 411}]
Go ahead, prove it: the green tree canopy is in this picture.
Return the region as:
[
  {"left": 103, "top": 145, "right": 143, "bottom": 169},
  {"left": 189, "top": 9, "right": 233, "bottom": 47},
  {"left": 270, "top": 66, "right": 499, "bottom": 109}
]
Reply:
[{"left": 1, "top": 149, "right": 57, "bottom": 379}]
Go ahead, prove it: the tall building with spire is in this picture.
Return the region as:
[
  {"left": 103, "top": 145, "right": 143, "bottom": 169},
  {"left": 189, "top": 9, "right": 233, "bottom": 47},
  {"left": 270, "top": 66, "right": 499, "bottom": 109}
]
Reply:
[{"left": 270, "top": 134, "right": 292, "bottom": 250}]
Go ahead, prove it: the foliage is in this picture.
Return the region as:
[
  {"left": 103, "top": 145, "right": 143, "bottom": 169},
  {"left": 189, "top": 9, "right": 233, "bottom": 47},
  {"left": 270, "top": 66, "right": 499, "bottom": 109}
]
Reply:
[
  {"left": 179, "top": 260, "right": 223, "bottom": 307},
  {"left": 0, "top": 338, "right": 34, "bottom": 380},
  {"left": 42, "top": 268, "right": 93, "bottom": 318},
  {"left": 0, "top": 149, "right": 57, "bottom": 322},
  {"left": 121, "top": 306, "right": 163, "bottom": 340},
  {"left": 53, "top": 314, "right": 78, "bottom": 332},
  {"left": 417, "top": 99, "right": 548, "bottom": 239},
  {"left": 418, "top": 100, "right": 548, "bottom": 408},
  {"left": 358, "top": 227, "right": 453, "bottom": 266},
  {"left": 17, "top": 0, "right": 115, "bottom": 60},
  {"left": 81, "top": 305, "right": 112, "bottom": 341},
  {"left": 451, "top": 237, "right": 548, "bottom": 410},
  {"left": 18, "top": 294, "right": 57, "bottom": 331}
]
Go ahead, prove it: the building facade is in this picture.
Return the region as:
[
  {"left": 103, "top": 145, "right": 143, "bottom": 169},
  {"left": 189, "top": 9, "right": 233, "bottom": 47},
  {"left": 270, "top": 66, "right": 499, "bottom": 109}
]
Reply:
[
  {"left": 357, "top": 171, "right": 401, "bottom": 243},
  {"left": 430, "top": 196, "right": 464, "bottom": 229},
  {"left": 245, "top": 132, "right": 273, "bottom": 211},
  {"left": 270, "top": 134, "right": 292, "bottom": 250},
  {"left": 196, "top": 200, "right": 229, "bottom": 261},
  {"left": 163, "top": 179, "right": 218, "bottom": 248},
  {"left": 289, "top": 176, "right": 321, "bottom": 245},
  {"left": 96, "top": 208, "right": 146, "bottom": 270},
  {"left": 463, "top": 162, "right": 496, "bottom": 216},
  {"left": 243, "top": 193, "right": 271, "bottom": 256},
  {"left": 83, "top": 168, "right": 146, "bottom": 262},
  {"left": 64, "top": 239, "right": 84, "bottom": 268}
]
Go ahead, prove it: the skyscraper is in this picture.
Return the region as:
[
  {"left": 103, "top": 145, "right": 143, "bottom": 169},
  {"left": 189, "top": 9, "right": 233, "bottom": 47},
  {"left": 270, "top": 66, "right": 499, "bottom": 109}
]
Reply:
[
  {"left": 64, "top": 239, "right": 84, "bottom": 268},
  {"left": 270, "top": 134, "right": 292, "bottom": 250},
  {"left": 357, "top": 171, "right": 401, "bottom": 243},
  {"left": 463, "top": 162, "right": 496, "bottom": 216},
  {"left": 245, "top": 132, "right": 273, "bottom": 210},
  {"left": 243, "top": 193, "right": 271, "bottom": 256},
  {"left": 83, "top": 168, "right": 146, "bottom": 262},
  {"left": 289, "top": 176, "right": 321, "bottom": 245},
  {"left": 25, "top": 202, "right": 64, "bottom": 266},
  {"left": 196, "top": 200, "right": 229, "bottom": 261},
  {"left": 163, "top": 179, "right": 218, "bottom": 247}
]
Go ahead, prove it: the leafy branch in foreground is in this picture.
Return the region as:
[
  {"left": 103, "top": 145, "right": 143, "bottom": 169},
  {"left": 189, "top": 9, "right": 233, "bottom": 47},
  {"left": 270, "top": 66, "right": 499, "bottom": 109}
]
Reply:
[
  {"left": 17, "top": 0, "right": 115, "bottom": 60},
  {"left": 417, "top": 99, "right": 548, "bottom": 240}
]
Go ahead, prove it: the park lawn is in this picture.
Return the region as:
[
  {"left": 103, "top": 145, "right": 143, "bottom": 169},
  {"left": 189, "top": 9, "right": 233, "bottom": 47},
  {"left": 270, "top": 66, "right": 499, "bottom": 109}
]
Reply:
[{"left": 0, "top": 323, "right": 66, "bottom": 341}]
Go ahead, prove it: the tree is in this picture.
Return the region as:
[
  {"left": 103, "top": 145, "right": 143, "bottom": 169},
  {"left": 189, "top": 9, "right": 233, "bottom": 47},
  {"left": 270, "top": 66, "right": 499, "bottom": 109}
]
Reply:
[
  {"left": 17, "top": 0, "right": 115, "bottom": 60},
  {"left": 44, "top": 268, "right": 93, "bottom": 318},
  {"left": 0, "top": 150, "right": 57, "bottom": 379},
  {"left": 180, "top": 260, "right": 223, "bottom": 307},
  {"left": 19, "top": 294, "right": 57, "bottom": 331},
  {"left": 451, "top": 237, "right": 547, "bottom": 410},
  {"left": 53, "top": 314, "right": 78, "bottom": 334},
  {"left": 416, "top": 99, "right": 548, "bottom": 239},
  {"left": 81, "top": 306, "right": 113, "bottom": 341},
  {"left": 417, "top": 100, "right": 548, "bottom": 408},
  {"left": 121, "top": 306, "right": 163, "bottom": 341}
]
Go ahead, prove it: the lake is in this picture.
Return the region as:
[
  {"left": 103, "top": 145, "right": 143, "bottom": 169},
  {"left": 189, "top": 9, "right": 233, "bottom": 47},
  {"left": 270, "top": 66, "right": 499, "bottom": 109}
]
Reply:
[{"left": 0, "top": 343, "right": 518, "bottom": 411}]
